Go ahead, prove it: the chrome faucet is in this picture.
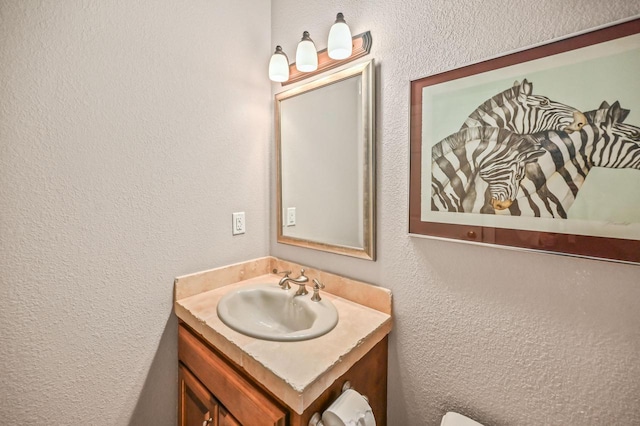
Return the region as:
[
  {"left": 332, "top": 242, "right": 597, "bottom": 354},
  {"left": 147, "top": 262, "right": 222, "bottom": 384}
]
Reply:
[{"left": 278, "top": 269, "right": 309, "bottom": 296}]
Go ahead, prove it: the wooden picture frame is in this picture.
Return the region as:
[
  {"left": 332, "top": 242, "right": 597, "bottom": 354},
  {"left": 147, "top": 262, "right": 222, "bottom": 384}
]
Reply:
[{"left": 409, "top": 18, "right": 640, "bottom": 264}]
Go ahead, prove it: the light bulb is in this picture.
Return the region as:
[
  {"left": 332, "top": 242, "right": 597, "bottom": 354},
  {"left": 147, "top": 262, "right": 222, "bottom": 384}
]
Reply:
[
  {"left": 328, "top": 13, "right": 353, "bottom": 60},
  {"left": 295, "top": 31, "right": 318, "bottom": 72},
  {"left": 269, "top": 46, "right": 289, "bottom": 82}
]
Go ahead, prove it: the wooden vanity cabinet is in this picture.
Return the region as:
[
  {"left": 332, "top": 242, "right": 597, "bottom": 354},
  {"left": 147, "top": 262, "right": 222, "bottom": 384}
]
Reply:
[
  {"left": 178, "top": 323, "right": 388, "bottom": 426},
  {"left": 179, "top": 324, "right": 287, "bottom": 426}
]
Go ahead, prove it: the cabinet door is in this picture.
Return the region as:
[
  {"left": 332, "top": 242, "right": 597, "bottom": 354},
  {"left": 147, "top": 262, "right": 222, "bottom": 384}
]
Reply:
[
  {"left": 218, "top": 406, "right": 240, "bottom": 426},
  {"left": 179, "top": 325, "right": 287, "bottom": 426},
  {"left": 179, "top": 364, "right": 218, "bottom": 426}
]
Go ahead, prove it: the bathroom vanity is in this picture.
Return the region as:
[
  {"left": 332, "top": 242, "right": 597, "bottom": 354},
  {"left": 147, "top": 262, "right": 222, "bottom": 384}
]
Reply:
[{"left": 174, "top": 257, "right": 392, "bottom": 426}]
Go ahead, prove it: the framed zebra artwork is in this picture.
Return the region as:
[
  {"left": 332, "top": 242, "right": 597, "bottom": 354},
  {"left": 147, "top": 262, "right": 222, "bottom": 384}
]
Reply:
[{"left": 409, "top": 18, "right": 640, "bottom": 264}]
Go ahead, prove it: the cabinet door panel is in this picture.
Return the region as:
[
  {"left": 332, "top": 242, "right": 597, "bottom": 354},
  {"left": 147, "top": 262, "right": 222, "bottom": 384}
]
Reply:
[
  {"left": 178, "top": 325, "right": 287, "bottom": 426},
  {"left": 219, "top": 406, "right": 241, "bottom": 426},
  {"left": 179, "top": 364, "right": 218, "bottom": 426}
]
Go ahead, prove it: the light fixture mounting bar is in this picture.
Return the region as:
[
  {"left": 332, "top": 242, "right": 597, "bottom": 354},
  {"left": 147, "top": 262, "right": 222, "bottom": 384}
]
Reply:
[{"left": 282, "top": 31, "right": 372, "bottom": 86}]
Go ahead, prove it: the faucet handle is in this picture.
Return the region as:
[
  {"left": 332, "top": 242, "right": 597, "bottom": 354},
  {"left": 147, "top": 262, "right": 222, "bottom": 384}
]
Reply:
[
  {"left": 273, "top": 268, "right": 291, "bottom": 276},
  {"left": 274, "top": 269, "right": 292, "bottom": 290},
  {"left": 311, "top": 278, "right": 325, "bottom": 302}
]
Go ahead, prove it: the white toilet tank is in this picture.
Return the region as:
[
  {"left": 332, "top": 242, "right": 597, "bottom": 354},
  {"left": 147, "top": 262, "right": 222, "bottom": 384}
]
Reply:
[{"left": 440, "top": 412, "right": 485, "bottom": 426}]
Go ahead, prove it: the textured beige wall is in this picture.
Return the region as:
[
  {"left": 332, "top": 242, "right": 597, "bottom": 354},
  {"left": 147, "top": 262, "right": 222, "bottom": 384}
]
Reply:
[
  {"left": 3, "top": 2, "right": 639, "bottom": 425},
  {"left": 0, "top": 1, "right": 271, "bottom": 424},
  {"left": 270, "top": 1, "right": 640, "bottom": 425}
]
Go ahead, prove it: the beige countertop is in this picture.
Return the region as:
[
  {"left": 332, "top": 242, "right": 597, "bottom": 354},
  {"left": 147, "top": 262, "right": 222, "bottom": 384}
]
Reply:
[{"left": 174, "top": 257, "right": 392, "bottom": 414}]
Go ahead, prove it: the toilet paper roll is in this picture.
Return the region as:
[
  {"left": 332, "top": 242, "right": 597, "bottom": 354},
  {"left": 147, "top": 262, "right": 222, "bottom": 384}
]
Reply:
[{"left": 321, "top": 389, "right": 376, "bottom": 426}]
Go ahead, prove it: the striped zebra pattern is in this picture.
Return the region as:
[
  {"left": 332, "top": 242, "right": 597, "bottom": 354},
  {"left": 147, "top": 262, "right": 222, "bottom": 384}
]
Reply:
[
  {"left": 431, "top": 127, "right": 546, "bottom": 213},
  {"left": 490, "top": 101, "right": 640, "bottom": 217},
  {"left": 461, "top": 79, "right": 587, "bottom": 135},
  {"left": 431, "top": 79, "right": 589, "bottom": 213}
]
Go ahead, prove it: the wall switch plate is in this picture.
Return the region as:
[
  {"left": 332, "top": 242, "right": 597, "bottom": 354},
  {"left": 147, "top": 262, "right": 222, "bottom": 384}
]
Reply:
[
  {"left": 232, "top": 212, "right": 245, "bottom": 235},
  {"left": 286, "top": 207, "right": 296, "bottom": 226}
]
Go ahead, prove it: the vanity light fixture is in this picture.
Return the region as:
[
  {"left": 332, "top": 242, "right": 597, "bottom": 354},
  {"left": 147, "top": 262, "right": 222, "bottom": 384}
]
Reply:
[
  {"left": 295, "top": 31, "right": 318, "bottom": 72},
  {"left": 269, "top": 14, "right": 371, "bottom": 85},
  {"left": 327, "top": 13, "right": 353, "bottom": 60},
  {"left": 268, "top": 46, "right": 290, "bottom": 82}
]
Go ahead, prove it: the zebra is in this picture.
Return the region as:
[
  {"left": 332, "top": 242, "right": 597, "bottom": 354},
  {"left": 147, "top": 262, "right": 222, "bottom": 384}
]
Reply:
[
  {"left": 583, "top": 100, "right": 630, "bottom": 125},
  {"left": 486, "top": 101, "right": 640, "bottom": 217},
  {"left": 461, "top": 79, "right": 588, "bottom": 135},
  {"left": 431, "top": 79, "right": 589, "bottom": 213},
  {"left": 431, "top": 126, "right": 546, "bottom": 213}
]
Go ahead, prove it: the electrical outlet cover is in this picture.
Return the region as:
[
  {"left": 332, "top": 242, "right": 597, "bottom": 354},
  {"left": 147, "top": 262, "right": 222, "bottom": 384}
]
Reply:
[
  {"left": 286, "top": 207, "right": 296, "bottom": 226},
  {"left": 232, "top": 212, "right": 245, "bottom": 235}
]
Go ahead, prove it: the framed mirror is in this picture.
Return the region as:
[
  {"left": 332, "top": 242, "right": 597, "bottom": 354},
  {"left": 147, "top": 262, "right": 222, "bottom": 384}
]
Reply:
[{"left": 275, "top": 60, "right": 375, "bottom": 260}]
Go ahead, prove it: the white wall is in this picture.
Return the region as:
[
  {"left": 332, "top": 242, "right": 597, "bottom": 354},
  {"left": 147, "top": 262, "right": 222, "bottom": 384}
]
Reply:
[
  {"left": 3, "top": 2, "right": 639, "bottom": 425},
  {"left": 0, "top": 1, "right": 271, "bottom": 424},
  {"left": 271, "top": 1, "right": 640, "bottom": 425}
]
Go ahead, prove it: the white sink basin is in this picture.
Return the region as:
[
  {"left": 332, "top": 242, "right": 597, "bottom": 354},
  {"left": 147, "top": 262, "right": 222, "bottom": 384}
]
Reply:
[{"left": 216, "top": 283, "right": 339, "bottom": 341}]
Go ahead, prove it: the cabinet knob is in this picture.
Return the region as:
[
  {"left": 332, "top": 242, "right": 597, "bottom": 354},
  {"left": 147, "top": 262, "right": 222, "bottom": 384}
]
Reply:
[{"left": 202, "top": 417, "right": 213, "bottom": 426}]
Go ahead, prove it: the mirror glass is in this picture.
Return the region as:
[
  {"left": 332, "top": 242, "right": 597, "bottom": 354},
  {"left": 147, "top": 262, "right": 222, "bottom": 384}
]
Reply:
[{"left": 276, "top": 60, "right": 375, "bottom": 260}]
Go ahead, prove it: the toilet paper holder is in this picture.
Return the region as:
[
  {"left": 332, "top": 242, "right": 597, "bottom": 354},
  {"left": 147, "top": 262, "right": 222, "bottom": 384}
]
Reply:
[{"left": 308, "top": 381, "right": 369, "bottom": 426}]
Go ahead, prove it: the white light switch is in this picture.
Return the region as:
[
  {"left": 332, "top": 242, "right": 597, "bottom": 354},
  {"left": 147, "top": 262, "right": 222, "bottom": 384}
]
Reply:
[
  {"left": 286, "top": 207, "right": 296, "bottom": 226},
  {"left": 232, "top": 212, "right": 245, "bottom": 235}
]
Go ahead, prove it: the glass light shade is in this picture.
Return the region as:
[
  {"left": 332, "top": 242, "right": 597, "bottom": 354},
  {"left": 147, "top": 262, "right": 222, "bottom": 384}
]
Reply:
[
  {"left": 328, "top": 13, "right": 353, "bottom": 60},
  {"left": 269, "top": 46, "right": 289, "bottom": 82},
  {"left": 295, "top": 31, "right": 318, "bottom": 72}
]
